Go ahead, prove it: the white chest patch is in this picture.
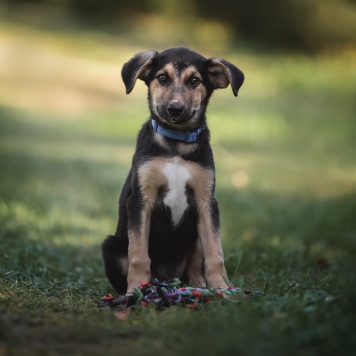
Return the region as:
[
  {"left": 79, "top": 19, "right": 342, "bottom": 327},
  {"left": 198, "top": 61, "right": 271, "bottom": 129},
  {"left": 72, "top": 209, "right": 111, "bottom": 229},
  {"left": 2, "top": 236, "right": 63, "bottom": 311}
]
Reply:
[{"left": 162, "top": 157, "right": 191, "bottom": 227}]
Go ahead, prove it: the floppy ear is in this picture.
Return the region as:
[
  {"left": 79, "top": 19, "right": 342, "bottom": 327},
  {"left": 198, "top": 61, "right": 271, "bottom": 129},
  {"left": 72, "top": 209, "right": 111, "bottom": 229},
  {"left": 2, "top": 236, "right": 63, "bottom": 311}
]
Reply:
[
  {"left": 205, "top": 58, "right": 244, "bottom": 97},
  {"left": 121, "top": 50, "right": 158, "bottom": 94}
]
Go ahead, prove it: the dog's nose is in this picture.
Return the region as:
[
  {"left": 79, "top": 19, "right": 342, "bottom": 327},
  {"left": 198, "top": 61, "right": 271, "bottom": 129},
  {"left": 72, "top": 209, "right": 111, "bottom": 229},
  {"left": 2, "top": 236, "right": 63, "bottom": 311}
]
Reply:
[{"left": 167, "top": 103, "right": 184, "bottom": 118}]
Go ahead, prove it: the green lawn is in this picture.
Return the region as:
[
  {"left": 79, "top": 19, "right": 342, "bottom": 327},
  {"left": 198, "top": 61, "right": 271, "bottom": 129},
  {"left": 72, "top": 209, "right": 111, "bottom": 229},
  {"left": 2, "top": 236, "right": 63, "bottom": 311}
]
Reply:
[{"left": 1, "top": 22, "right": 356, "bottom": 355}]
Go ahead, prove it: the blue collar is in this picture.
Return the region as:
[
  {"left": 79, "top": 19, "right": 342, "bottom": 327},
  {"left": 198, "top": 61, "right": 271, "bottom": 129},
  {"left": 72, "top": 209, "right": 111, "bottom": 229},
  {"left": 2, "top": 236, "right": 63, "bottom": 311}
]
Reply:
[{"left": 151, "top": 119, "right": 204, "bottom": 143}]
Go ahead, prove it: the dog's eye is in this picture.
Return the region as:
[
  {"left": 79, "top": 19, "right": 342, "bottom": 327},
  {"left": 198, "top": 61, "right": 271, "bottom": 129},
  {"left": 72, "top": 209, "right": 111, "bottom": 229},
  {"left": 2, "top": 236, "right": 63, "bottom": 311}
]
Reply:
[
  {"left": 158, "top": 74, "right": 168, "bottom": 83},
  {"left": 190, "top": 77, "right": 201, "bottom": 87}
]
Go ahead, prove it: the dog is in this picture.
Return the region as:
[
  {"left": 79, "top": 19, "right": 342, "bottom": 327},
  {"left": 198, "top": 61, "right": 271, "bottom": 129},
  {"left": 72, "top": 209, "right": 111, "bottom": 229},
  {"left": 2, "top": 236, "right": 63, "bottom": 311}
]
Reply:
[{"left": 102, "top": 47, "right": 244, "bottom": 294}]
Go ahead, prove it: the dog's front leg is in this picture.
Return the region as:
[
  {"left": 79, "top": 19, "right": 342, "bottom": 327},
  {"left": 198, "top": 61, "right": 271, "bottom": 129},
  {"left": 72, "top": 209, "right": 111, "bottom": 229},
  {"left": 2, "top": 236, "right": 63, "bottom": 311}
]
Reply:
[
  {"left": 126, "top": 197, "right": 152, "bottom": 293},
  {"left": 197, "top": 198, "right": 229, "bottom": 289},
  {"left": 186, "top": 238, "right": 206, "bottom": 288}
]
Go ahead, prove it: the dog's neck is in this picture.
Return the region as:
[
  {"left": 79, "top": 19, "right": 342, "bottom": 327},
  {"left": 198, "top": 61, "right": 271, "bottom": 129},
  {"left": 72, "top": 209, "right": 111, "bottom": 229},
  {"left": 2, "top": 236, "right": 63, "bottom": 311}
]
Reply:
[{"left": 151, "top": 119, "right": 204, "bottom": 143}]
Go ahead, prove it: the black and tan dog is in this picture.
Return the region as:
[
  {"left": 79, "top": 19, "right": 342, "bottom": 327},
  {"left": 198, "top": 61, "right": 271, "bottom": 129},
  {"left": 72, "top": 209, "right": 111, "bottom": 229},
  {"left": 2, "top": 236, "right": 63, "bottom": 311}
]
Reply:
[{"left": 102, "top": 47, "right": 244, "bottom": 294}]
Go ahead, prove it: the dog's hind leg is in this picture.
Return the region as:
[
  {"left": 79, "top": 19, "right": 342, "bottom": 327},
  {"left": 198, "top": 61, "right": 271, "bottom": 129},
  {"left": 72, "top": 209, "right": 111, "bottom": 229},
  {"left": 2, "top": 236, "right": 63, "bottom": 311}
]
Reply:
[{"left": 102, "top": 235, "right": 128, "bottom": 294}]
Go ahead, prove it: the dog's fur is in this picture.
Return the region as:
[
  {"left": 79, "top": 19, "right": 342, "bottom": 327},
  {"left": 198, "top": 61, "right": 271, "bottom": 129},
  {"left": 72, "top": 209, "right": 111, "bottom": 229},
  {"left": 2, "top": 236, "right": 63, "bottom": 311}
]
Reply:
[{"left": 102, "top": 47, "right": 244, "bottom": 294}]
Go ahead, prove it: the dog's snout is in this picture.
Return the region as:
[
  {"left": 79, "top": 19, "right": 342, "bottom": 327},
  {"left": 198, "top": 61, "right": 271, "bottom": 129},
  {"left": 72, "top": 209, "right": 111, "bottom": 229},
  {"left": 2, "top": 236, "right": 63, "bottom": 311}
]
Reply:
[{"left": 167, "top": 102, "right": 184, "bottom": 118}]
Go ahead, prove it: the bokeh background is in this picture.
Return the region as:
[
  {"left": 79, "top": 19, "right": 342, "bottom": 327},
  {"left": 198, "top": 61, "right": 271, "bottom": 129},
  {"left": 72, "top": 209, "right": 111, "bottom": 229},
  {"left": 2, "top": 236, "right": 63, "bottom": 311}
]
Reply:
[
  {"left": 1, "top": 0, "right": 355, "bottom": 195},
  {"left": 1, "top": 1, "right": 356, "bottom": 354}
]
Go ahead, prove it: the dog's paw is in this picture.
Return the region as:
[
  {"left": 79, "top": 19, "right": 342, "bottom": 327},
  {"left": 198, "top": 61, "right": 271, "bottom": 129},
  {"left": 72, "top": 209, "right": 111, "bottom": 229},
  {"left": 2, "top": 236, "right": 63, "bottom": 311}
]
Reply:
[
  {"left": 205, "top": 272, "right": 229, "bottom": 289},
  {"left": 126, "top": 278, "right": 150, "bottom": 294},
  {"left": 189, "top": 276, "right": 207, "bottom": 289}
]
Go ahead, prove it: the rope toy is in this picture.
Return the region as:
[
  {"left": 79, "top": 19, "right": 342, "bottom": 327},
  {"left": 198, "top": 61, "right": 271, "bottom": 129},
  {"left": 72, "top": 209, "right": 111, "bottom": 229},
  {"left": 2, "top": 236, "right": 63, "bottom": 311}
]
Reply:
[{"left": 99, "top": 279, "right": 251, "bottom": 310}]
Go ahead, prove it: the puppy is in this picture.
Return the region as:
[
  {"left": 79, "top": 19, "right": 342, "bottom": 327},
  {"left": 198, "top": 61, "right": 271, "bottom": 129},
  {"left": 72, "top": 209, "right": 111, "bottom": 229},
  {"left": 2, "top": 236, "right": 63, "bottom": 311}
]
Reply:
[{"left": 102, "top": 47, "right": 244, "bottom": 294}]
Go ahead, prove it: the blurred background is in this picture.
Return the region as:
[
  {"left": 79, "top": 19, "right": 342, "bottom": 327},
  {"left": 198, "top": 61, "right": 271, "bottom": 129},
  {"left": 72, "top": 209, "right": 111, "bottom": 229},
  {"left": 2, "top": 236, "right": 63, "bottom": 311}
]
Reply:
[
  {"left": 1, "top": 0, "right": 356, "bottom": 114},
  {"left": 0, "top": 0, "right": 356, "bottom": 274}
]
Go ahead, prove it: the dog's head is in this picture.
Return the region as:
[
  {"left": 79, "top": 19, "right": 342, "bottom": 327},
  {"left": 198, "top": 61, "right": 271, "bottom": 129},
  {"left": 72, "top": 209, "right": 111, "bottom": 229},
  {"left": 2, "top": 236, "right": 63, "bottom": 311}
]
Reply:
[{"left": 122, "top": 47, "right": 244, "bottom": 130}]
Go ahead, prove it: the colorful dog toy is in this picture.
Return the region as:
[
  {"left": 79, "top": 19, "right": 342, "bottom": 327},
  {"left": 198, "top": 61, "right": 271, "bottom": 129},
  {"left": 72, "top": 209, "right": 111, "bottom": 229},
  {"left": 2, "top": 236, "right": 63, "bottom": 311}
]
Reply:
[{"left": 100, "top": 279, "right": 251, "bottom": 310}]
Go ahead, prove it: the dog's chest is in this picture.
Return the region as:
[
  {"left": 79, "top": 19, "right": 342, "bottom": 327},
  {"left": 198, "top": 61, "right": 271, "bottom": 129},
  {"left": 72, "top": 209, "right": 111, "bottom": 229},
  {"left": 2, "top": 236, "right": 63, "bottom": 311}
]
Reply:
[
  {"left": 138, "top": 156, "right": 213, "bottom": 228},
  {"left": 161, "top": 157, "right": 191, "bottom": 227}
]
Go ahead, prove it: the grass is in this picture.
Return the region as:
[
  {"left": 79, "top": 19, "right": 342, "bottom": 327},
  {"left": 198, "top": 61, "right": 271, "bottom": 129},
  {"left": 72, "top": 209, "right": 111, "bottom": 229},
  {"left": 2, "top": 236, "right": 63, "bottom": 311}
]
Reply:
[{"left": 1, "top": 20, "right": 356, "bottom": 355}]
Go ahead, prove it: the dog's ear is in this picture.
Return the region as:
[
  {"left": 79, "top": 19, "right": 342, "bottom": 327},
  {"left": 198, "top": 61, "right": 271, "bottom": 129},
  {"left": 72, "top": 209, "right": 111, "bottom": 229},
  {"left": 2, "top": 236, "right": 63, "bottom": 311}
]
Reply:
[
  {"left": 122, "top": 50, "right": 158, "bottom": 94},
  {"left": 205, "top": 58, "right": 244, "bottom": 97}
]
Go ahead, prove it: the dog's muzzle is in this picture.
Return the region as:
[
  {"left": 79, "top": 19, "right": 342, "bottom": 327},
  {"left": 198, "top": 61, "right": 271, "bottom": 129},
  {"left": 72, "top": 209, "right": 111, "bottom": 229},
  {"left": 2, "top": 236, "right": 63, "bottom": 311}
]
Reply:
[{"left": 156, "top": 103, "right": 196, "bottom": 124}]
